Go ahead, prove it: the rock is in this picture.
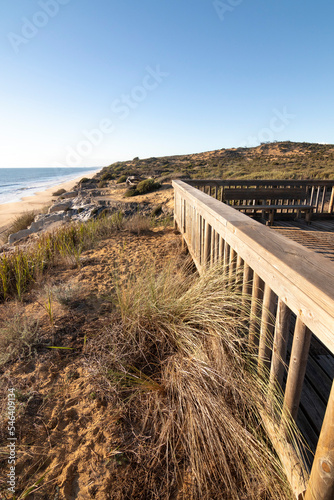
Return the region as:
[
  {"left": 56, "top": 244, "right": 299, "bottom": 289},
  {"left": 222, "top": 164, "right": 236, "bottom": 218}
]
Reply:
[
  {"left": 8, "top": 212, "right": 71, "bottom": 244},
  {"left": 49, "top": 201, "right": 71, "bottom": 213},
  {"left": 8, "top": 228, "right": 35, "bottom": 244},
  {"left": 61, "top": 190, "right": 78, "bottom": 199}
]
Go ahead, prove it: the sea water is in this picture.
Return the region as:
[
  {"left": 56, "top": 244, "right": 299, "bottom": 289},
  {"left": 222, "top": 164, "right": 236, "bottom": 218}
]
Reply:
[{"left": 0, "top": 167, "right": 101, "bottom": 205}]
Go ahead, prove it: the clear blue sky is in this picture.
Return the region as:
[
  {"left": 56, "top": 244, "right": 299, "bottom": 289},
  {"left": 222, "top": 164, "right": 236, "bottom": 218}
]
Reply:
[{"left": 1, "top": 0, "right": 333, "bottom": 167}]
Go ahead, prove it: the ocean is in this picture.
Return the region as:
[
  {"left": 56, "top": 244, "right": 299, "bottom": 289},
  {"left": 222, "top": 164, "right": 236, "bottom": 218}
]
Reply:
[{"left": 0, "top": 167, "right": 101, "bottom": 205}]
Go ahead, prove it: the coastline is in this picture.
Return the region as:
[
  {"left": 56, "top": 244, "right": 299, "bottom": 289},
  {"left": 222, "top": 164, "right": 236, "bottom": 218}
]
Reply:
[{"left": 0, "top": 169, "right": 101, "bottom": 237}]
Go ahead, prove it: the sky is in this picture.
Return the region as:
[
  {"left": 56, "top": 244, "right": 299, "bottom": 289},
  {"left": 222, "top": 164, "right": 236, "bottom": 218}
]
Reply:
[{"left": 0, "top": 0, "right": 333, "bottom": 168}]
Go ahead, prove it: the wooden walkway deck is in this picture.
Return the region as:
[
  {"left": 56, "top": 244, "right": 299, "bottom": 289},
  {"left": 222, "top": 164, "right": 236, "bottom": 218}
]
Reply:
[
  {"left": 173, "top": 179, "right": 334, "bottom": 500},
  {"left": 270, "top": 220, "right": 334, "bottom": 261}
]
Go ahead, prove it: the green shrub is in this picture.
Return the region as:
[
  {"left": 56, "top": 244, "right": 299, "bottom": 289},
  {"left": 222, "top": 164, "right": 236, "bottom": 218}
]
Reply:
[
  {"left": 124, "top": 188, "right": 137, "bottom": 197},
  {"left": 80, "top": 177, "right": 90, "bottom": 184},
  {"left": 98, "top": 180, "right": 107, "bottom": 188},
  {"left": 116, "top": 175, "right": 127, "bottom": 184},
  {"left": 52, "top": 188, "right": 66, "bottom": 196},
  {"left": 136, "top": 178, "right": 161, "bottom": 195},
  {"left": 100, "top": 170, "right": 114, "bottom": 181}
]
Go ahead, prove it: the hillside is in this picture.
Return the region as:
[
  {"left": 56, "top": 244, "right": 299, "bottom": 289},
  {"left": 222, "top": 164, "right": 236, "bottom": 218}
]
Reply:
[{"left": 97, "top": 141, "right": 334, "bottom": 182}]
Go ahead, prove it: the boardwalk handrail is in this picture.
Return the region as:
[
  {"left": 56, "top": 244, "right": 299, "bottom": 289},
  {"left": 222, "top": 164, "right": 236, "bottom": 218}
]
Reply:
[
  {"left": 173, "top": 179, "right": 334, "bottom": 500},
  {"left": 187, "top": 179, "right": 334, "bottom": 215}
]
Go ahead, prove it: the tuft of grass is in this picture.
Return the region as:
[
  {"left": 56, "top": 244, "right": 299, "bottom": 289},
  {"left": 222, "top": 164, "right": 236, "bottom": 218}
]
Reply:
[
  {"left": 0, "top": 314, "right": 40, "bottom": 367},
  {"left": 0, "top": 211, "right": 124, "bottom": 303},
  {"left": 124, "top": 214, "right": 152, "bottom": 235},
  {"left": 51, "top": 282, "right": 82, "bottom": 307},
  {"left": 5, "top": 211, "right": 36, "bottom": 239},
  {"left": 90, "top": 260, "right": 305, "bottom": 499}
]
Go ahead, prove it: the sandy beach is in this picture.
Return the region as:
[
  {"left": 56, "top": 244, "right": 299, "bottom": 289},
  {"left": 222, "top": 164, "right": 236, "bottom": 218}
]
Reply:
[{"left": 0, "top": 169, "right": 101, "bottom": 237}]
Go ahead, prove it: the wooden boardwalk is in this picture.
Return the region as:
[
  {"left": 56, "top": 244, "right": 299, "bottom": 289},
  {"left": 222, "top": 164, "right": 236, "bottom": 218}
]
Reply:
[
  {"left": 271, "top": 220, "right": 334, "bottom": 261},
  {"left": 173, "top": 179, "right": 334, "bottom": 500}
]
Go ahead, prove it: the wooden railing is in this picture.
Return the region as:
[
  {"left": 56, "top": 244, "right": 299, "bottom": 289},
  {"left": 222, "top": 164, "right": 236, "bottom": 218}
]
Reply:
[
  {"left": 187, "top": 179, "right": 334, "bottom": 216},
  {"left": 173, "top": 180, "right": 334, "bottom": 500}
]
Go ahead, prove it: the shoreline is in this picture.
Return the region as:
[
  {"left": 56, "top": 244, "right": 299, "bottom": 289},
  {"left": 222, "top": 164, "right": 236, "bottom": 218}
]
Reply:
[{"left": 0, "top": 169, "right": 101, "bottom": 237}]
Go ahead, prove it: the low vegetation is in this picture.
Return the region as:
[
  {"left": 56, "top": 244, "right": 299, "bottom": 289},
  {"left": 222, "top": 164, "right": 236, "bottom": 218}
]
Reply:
[
  {"left": 0, "top": 212, "right": 124, "bottom": 302},
  {"left": 4, "top": 211, "right": 36, "bottom": 240},
  {"left": 87, "top": 260, "right": 301, "bottom": 499},
  {"left": 96, "top": 141, "right": 334, "bottom": 182},
  {"left": 52, "top": 188, "right": 66, "bottom": 197},
  {"left": 0, "top": 314, "right": 39, "bottom": 367},
  {"left": 124, "top": 178, "right": 161, "bottom": 197}
]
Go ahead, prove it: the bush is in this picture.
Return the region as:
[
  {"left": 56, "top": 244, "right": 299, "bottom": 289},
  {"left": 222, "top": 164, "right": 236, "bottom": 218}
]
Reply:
[
  {"left": 116, "top": 175, "right": 127, "bottom": 184},
  {"left": 124, "top": 188, "right": 137, "bottom": 197},
  {"left": 136, "top": 178, "right": 161, "bottom": 194},
  {"left": 98, "top": 180, "right": 107, "bottom": 188},
  {"left": 124, "top": 179, "right": 161, "bottom": 197},
  {"left": 52, "top": 188, "right": 66, "bottom": 196},
  {"left": 100, "top": 170, "right": 114, "bottom": 181},
  {"left": 80, "top": 177, "right": 90, "bottom": 184}
]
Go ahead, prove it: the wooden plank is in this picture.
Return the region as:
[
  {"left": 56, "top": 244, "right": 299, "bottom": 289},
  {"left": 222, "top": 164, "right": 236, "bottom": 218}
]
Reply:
[
  {"left": 188, "top": 179, "right": 334, "bottom": 188},
  {"left": 233, "top": 204, "right": 313, "bottom": 210},
  {"left": 224, "top": 188, "right": 307, "bottom": 201}
]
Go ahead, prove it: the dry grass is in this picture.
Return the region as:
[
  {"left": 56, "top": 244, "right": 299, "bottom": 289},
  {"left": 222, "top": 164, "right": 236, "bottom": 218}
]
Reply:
[
  {"left": 89, "top": 260, "right": 303, "bottom": 499},
  {"left": 124, "top": 213, "right": 152, "bottom": 235},
  {"left": 4, "top": 211, "right": 36, "bottom": 240},
  {"left": 0, "top": 314, "right": 40, "bottom": 367}
]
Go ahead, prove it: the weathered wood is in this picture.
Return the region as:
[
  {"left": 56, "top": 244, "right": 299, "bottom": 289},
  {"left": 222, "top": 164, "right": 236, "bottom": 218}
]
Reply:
[
  {"left": 320, "top": 187, "right": 326, "bottom": 214},
  {"left": 329, "top": 187, "right": 334, "bottom": 214},
  {"left": 258, "top": 285, "right": 276, "bottom": 376},
  {"left": 234, "top": 254, "right": 244, "bottom": 292},
  {"left": 261, "top": 411, "right": 308, "bottom": 499},
  {"left": 229, "top": 248, "right": 237, "bottom": 285},
  {"left": 223, "top": 241, "right": 230, "bottom": 279},
  {"left": 249, "top": 273, "right": 265, "bottom": 349},
  {"left": 203, "top": 220, "right": 212, "bottom": 266},
  {"left": 224, "top": 187, "right": 307, "bottom": 202},
  {"left": 270, "top": 300, "right": 291, "bottom": 389},
  {"left": 315, "top": 187, "right": 321, "bottom": 213},
  {"left": 305, "top": 381, "right": 334, "bottom": 500},
  {"left": 282, "top": 318, "right": 312, "bottom": 422}
]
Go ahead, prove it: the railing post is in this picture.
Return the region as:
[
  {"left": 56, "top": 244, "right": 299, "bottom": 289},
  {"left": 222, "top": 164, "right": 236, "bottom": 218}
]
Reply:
[
  {"left": 282, "top": 318, "right": 312, "bottom": 422},
  {"left": 204, "top": 220, "right": 212, "bottom": 266},
  {"left": 329, "top": 186, "right": 334, "bottom": 214},
  {"left": 258, "top": 285, "right": 276, "bottom": 376},
  {"left": 249, "top": 273, "right": 264, "bottom": 349},
  {"left": 269, "top": 299, "right": 291, "bottom": 390},
  {"left": 305, "top": 381, "right": 334, "bottom": 500}
]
